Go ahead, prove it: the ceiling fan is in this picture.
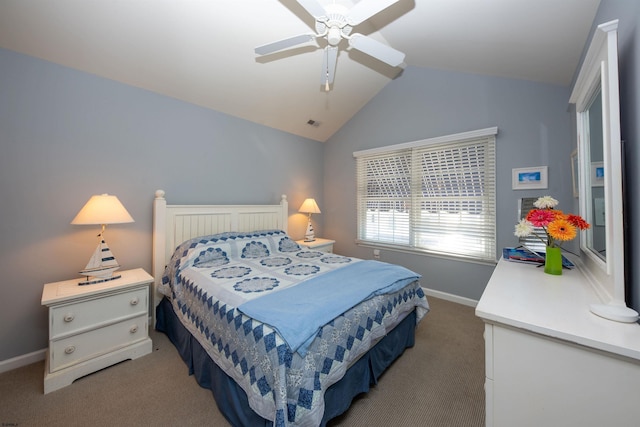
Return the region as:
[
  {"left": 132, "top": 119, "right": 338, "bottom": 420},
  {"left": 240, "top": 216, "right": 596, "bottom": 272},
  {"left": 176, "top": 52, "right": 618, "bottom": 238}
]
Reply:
[{"left": 255, "top": 0, "right": 405, "bottom": 91}]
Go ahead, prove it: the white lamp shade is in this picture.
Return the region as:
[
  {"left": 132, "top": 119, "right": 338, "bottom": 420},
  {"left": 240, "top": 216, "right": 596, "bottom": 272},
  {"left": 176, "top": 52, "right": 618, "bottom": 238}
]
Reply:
[
  {"left": 298, "top": 198, "right": 321, "bottom": 214},
  {"left": 71, "top": 194, "right": 134, "bottom": 225}
]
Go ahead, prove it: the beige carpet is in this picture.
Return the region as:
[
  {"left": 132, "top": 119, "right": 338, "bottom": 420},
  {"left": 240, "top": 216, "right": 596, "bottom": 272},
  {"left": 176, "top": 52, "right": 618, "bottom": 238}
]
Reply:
[{"left": 0, "top": 297, "right": 485, "bottom": 426}]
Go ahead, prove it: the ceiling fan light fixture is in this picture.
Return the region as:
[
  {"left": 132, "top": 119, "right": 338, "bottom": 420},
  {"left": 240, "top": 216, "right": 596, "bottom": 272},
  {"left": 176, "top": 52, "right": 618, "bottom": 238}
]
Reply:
[{"left": 327, "top": 27, "right": 342, "bottom": 46}]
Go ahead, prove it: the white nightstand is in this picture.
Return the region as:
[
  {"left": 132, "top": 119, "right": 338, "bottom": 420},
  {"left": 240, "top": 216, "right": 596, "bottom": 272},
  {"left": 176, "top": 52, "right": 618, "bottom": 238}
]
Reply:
[
  {"left": 41, "top": 268, "right": 154, "bottom": 394},
  {"left": 296, "top": 237, "right": 335, "bottom": 253}
]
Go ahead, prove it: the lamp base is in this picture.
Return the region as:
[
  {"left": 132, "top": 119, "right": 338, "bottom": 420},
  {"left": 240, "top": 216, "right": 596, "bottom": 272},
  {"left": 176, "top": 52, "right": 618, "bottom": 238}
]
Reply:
[
  {"left": 303, "top": 216, "right": 316, "bottom": 244},
  {"left": 78, "top": 236, "right": 122, "bottom": 286},
  {"left": 79, "top": 274, "right": 121, "bottom": 286}
]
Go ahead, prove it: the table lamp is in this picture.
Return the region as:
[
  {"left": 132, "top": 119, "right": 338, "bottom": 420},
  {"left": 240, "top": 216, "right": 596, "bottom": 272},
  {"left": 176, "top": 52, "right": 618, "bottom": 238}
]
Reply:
[
  {"left": 298, "top": 198, "right": 321, "bottom": 242},
  {"left": 71, "top": 194, "right": 134, "bottom": 285}
]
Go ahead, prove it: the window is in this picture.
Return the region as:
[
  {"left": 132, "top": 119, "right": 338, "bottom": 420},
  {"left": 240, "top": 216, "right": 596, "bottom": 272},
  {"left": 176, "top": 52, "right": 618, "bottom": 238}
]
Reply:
[{"left": 354, "top": 128, "right": 497, "bottom": 262}]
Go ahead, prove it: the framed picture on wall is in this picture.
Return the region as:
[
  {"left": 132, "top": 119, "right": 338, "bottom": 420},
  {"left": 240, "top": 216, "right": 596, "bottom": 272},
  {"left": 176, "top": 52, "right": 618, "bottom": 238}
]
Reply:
[{"left": 512, "top": 166, "right": 548, "bottom": 190}]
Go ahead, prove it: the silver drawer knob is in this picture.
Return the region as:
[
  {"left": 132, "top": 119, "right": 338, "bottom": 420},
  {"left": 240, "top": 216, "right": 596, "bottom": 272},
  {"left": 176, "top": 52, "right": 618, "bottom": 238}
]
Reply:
[
  {"left": 63, "top": 313, "right": 75, "bottom": 322},
  {"left": 130, "top": 297, "right": 139, "bottom": 306},
  {"left": 129, "top": 325, "right": 139, "bottom": 334},
  {"left": 64, "top": 346, "right": 76, "bottom": 354}
]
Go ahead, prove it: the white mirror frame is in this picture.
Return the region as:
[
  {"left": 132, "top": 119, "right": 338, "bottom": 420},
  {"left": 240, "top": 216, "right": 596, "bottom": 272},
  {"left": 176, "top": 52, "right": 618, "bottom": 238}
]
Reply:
[{"left": 570, "top": 20, "right": 638, "bottom": 322}]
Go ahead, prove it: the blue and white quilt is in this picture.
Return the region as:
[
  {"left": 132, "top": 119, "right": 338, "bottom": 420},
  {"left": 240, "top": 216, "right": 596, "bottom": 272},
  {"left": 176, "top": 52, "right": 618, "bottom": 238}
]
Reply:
[{"left": 160, "top": 230, "right": 429, "bottom": 427}]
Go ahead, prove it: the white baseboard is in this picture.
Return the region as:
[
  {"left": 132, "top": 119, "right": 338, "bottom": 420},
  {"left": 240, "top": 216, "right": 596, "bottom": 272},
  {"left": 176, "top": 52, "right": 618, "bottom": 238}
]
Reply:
[
  {"left": 422, "top": 287, "right": 478, "bottom": 308},
  {"left": 0, "top": 348, "right": 46, "bottom": 374}
]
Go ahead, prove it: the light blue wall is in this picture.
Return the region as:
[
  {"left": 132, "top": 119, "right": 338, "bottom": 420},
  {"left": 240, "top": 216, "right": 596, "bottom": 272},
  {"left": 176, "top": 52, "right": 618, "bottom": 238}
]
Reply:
[
  {"left": 3, "top": 1, "right": 639, "bottom": 364},
  {"left": 0, "top": 48, "right": 324, "bottom": 361},
  {"left": 585, "top": 0, "right": 640, "bottom": 310},
  {"left": 323, "top": 66, "right": 573, "bottom": 300}
]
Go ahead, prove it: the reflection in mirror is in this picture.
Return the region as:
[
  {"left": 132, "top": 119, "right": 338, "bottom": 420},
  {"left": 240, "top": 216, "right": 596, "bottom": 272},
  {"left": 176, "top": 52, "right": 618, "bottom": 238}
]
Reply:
[
  {"left": 585, "top": 90, "right": 606, "bottom": 261},
  {"left": 569, "top": 19, "right": 639, "bottom": 322}
]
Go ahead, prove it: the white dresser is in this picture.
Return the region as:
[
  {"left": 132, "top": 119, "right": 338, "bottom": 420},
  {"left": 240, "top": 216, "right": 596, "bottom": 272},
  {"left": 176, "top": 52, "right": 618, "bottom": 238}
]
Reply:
[
  {"left": 476, "top": 258, "right": 640, "bottom": 427},
  {"left": 41, "top": 268, "right": 153, "bottom": 393}
]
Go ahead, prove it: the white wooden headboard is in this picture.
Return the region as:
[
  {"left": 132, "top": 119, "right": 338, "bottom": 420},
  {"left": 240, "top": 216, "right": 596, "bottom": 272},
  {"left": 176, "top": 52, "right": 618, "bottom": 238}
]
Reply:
[{"left": 151, "top": 189, "right": 289, "bottom": 309}]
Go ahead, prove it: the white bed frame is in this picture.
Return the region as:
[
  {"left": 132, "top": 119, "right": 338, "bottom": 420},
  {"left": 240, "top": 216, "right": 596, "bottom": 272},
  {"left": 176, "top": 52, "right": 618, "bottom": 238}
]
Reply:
[{"left": 152, "top": 189, "right": 289, "bottom": 311}]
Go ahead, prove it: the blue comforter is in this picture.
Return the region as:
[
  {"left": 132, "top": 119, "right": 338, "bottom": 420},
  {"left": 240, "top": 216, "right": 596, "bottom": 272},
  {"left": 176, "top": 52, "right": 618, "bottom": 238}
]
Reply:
[{"left": 238, "top": 260, "right": 420, "bottom": 356}]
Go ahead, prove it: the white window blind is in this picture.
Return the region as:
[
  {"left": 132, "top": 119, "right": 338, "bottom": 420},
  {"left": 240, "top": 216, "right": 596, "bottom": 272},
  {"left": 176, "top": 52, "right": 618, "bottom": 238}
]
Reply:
[
  {"left": 355, "top": 128, "right": 497, "bottom": 262},
  {"left": 518, "top": 197, "right": 547, "bottom": 253}
]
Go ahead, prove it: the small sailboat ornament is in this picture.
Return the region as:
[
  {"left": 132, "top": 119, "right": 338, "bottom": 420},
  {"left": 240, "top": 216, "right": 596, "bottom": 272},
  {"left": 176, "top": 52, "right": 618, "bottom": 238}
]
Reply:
[{"left": 79, "top": 232, "right": 122, "bottom": 285}]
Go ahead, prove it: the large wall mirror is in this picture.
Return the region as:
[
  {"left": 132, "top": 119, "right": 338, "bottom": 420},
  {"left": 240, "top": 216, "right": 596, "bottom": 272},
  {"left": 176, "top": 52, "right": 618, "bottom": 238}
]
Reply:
[{"left": 569, "top": 20, "right": 638, "bottom": 323}]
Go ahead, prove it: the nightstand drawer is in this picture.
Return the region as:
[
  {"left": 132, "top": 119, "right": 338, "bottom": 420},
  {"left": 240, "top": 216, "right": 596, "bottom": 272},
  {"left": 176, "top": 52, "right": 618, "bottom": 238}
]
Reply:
[
  {"left": 49, "top": 314, "right": 148, "bottom": 373},
  {"left": 50, "top": 287, "right": 148, "bottom": 339}
]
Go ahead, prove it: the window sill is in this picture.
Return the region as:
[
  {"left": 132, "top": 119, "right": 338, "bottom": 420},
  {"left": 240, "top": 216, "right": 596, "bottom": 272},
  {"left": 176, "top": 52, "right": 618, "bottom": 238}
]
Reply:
[{"left": 355, "top": 240, "right": 498, "bottom": 267}]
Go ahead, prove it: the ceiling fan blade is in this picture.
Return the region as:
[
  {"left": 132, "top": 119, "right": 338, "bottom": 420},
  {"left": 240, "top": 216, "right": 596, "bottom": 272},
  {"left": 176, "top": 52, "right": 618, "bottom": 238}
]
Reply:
[
  {"left": 255, "top": 34, "right": 317, "bottom": 55},
  {"left": 321, "top": 46, "right": 338, "bottom": 87},
  {"left": 347, "top": 0, "right": 399, "bottom": 26},
  {"left": 296, "top": 0, "right": 327, "bottom": 20},
  {"left": 348, "top": 33, "right": 405, "bottom": 66}
]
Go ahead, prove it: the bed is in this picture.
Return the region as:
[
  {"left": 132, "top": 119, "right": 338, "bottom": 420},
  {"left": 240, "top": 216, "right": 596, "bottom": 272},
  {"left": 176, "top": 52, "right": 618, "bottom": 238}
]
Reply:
[{"left": 152, "top": 190, "right": 430, "bottom": 426}]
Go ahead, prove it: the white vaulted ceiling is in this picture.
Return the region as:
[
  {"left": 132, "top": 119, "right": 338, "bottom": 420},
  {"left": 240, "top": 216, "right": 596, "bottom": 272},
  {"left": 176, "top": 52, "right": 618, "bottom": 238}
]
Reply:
[{"left": 0, "top": 0, "right": 600, "bottom": 142}]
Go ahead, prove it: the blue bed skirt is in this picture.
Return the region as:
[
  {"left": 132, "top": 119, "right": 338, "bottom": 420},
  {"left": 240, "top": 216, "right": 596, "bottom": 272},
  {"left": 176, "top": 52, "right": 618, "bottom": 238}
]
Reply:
[{"left": 156, "top": 297, "right": 417, "bottom": 426}]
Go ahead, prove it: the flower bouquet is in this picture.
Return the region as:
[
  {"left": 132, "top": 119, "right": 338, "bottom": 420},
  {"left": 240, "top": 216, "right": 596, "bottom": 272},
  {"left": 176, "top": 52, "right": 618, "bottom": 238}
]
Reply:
[{"left": 514, "top": 196, "right": 590, "bottom": 275}]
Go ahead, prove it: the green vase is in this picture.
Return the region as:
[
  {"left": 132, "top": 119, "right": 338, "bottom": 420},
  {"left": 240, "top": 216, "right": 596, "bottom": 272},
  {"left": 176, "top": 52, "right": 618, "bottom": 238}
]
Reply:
[{"left": 544, "top": 246, "right": 563, "bottom": 275}]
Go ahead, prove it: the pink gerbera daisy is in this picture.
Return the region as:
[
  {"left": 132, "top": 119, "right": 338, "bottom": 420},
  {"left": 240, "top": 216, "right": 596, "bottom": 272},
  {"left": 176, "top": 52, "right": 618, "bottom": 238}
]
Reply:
[{"left": 526, "top": 209, "right": 555, "bottom": 227}]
